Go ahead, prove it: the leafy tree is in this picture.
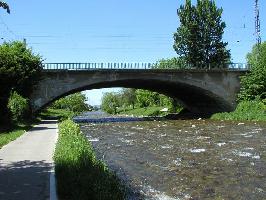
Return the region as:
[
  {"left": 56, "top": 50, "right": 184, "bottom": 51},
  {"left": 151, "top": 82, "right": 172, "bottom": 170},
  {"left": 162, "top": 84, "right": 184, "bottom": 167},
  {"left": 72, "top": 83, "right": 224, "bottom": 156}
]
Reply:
[
  {"left": 101, "top": 92, "right": 120, "bottom": 114},
  {"left": 51, "top": 92, "right": 90, "bottom": 112},
  {"left": 0, "top": 41, "right": 42, "bottom": 127},
  {"left": 120, "top": 88, "right": 136, "bottom": 109},
  {"left": 101, "top": 89, "right": 183, "bottom": 114},
  {"left": 153, "top": 57, "right": 187, "bottom": 69},
  {"left": 135, "top": 89, "right": 160, "bottom": 108},
  {"left": 0, "top": 1, "right": 10, "bottom": 13},
  {"left": 173, "top": 0, "right": 230, "bottom": 68},
  {"left": 238, "top": 42, "right": 266, "bottom": 101}
]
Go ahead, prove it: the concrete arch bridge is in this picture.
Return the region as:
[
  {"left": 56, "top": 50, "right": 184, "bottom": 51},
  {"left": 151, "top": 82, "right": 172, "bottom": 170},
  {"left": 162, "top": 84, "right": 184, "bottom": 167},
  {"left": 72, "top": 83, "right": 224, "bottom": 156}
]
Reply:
[{"left": 30, "top": 63, "right": 249, "bottom": 116}]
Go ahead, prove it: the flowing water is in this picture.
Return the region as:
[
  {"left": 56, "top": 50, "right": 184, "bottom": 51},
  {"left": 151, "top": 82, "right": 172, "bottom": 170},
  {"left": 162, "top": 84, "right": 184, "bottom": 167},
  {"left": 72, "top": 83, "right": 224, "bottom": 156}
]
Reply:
[{"left": 79, "top": 114, "right": 266, "bottom": 199}]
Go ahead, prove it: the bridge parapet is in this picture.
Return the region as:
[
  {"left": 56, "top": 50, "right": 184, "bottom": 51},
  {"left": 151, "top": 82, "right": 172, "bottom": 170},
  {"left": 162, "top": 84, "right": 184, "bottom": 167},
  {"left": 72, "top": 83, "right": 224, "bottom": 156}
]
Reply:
[{"left": 43, "top": 62, "right": 250, "bottom": 71}]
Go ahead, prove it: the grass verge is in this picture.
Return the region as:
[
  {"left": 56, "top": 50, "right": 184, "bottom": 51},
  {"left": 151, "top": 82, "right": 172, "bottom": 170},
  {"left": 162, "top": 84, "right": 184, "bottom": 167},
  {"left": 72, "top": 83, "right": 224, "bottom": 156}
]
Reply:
[
  {"left": 0, "top": 123, "right": 33, "bottom": 149},
  {"left": 211, "top": 100, "right": 266, "bottom": 121},
  {"left": 54, "top": 120, "right": 125, "bottom": 200},
  {"left": 39, "top": 108, "right": 76, "bottom": 121}
]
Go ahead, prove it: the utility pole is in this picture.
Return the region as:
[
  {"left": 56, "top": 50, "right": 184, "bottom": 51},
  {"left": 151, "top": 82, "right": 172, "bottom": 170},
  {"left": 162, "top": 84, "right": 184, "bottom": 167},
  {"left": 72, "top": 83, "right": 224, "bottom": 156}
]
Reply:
[{"left": 255, "top": 0, "right": 261, "bottom": 46}]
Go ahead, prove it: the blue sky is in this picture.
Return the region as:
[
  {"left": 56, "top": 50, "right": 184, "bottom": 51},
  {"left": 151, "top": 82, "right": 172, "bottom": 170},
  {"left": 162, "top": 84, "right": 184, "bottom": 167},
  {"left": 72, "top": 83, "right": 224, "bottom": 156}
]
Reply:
[{"left": 0, "top": 0, "right": 265, "bottom": 105}]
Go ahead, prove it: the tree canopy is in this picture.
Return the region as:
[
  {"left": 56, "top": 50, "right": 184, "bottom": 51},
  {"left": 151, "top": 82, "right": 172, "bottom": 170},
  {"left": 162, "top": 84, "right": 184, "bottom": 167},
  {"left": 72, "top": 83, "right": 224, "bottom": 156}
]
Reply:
[
  {"left": 238, "top": 42, "right": 266, "bottom": 101},
  {"left": 173, "top": 0, "right": 230, "bottom": 68},
  {"left": 51, "top": 92, "right": 90, "bottom": 113},
  {"left": 0, "top": 41, "right": 42, "bottom": 127},
  {"left": 152, "top": 57, "right": 187, "bottom": 69}
]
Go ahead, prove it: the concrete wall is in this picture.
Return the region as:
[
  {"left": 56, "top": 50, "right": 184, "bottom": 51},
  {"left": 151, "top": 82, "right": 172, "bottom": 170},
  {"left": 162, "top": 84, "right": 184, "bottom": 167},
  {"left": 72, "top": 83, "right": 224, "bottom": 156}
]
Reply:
[{"left": 30, "top": 69, "right": 247, "bottom": 115}]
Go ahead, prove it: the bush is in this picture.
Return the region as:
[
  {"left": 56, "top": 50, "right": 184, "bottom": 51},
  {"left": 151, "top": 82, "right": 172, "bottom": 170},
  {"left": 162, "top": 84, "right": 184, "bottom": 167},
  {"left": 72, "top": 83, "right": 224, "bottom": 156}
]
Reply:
[
  {"left": 7, "top": 91, "right": 29, "bottom": 122},
  {"left": 211, "top": 100, "right": 266, "bottom": 121},
  {"left": 54, "top": 120, "right": 125, "bottom": 199}
]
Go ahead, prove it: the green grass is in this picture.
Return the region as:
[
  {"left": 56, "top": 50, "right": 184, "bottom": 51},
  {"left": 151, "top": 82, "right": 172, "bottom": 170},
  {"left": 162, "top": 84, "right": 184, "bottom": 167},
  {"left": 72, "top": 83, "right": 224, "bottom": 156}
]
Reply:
[
  {"left": 0, "top": 123, "right": 33, "bottom": 149},
  {"left": 39, "top": 108, "right": 76, "bottom": 121},
  {"left": 54, "top": 120, "right": 125, "bottom": 200},
  {"left": 211, "top": 100, "right": 266, "bottom": 121},
  {"left": 117, "top": 106, "right": 168, "bottom": 117}
]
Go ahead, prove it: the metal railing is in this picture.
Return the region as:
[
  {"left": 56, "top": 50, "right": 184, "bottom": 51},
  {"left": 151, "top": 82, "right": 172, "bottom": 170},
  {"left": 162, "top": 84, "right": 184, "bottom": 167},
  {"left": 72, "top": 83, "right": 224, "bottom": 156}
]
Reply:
[{"left": 42, "top": 62, "right": 250, "bottom": 71}]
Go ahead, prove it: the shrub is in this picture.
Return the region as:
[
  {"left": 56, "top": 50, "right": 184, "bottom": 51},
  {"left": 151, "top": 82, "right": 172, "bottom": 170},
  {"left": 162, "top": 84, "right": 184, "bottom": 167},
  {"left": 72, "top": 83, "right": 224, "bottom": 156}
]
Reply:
[
  {"left": 211, "top": 100, "right": 266, "bottom": 121},
  {"left": 7, "top": 91, "right": 29, "bottom": 122}
]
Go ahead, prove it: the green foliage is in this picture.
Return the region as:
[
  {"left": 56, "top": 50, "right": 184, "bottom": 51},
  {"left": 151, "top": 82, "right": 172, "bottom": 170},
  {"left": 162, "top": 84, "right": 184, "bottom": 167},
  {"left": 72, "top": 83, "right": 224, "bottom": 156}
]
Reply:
[
  {"left": 51, "top": 92, "right": 90, "bottom": 113},
  {"left": 7, "top": 91, "right": 29, "bottom": 122},
  {"left": 0, "top": 41, "right": 42, "bottom": 96},
  {"left": 153, "top": 57, "right": 187, "bottom": 69},
  {"left": 135, "top": 89, "right": 160, "bottom": 107},
  {"left": 173, "top": 0, "right": 230, "bottom": 68},
  {"left": 0, "top": 41, "right": 42, "bottom": 126},
  {"left": 101, "top": 92, "right": 120, "bottom": 114},
  {"left": 54, "top": 120, "right": 125, "bottom": 200},
  {"left": 120, "top": 88, "right": 136, "bottom": 108},
  {"left": 39, "top": 108, "right": 76, "bottom": 121},
  {"left": 211, "top": 100, "right": 266, "bottom": 121},
  {"left": 238, "top": 42, "right": 266, "bottom": 101},
  {"left": 101, "top": 88, "right": 183, "bottom": 115}
]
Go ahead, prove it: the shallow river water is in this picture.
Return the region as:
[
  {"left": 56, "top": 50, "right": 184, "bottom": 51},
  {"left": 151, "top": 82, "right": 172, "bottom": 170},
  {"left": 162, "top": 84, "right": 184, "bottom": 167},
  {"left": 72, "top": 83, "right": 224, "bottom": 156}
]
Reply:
[{"left": 80, "top": 118, "right": 266, "bottom": 200}]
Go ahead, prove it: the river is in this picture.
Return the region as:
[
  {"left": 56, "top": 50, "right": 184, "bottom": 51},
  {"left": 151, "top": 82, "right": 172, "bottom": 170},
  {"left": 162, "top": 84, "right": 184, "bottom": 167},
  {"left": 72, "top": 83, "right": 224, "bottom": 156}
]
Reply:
[{"left": 77, "top": 112, "right": 266, "bottom": 199}]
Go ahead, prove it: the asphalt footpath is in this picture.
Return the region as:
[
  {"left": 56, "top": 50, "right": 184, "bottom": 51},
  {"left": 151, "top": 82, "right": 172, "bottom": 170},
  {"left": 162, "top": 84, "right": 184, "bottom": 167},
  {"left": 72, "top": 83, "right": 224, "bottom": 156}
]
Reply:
[{"left": 0, "top": 120, "right": 58, "bottom": 200}]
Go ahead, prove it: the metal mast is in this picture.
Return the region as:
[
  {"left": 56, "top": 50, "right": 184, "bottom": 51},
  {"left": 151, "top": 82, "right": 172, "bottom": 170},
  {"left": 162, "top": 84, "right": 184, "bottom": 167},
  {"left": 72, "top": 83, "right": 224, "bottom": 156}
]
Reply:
[{"left": 255, "top": 0, "right": 261, "bottom": 45}]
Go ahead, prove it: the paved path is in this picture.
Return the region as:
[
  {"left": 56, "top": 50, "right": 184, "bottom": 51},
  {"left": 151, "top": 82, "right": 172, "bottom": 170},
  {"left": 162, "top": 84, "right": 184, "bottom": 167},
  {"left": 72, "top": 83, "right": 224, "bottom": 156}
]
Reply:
[{"left": 0, "top": 120, "right": 58, "bottom": 200}]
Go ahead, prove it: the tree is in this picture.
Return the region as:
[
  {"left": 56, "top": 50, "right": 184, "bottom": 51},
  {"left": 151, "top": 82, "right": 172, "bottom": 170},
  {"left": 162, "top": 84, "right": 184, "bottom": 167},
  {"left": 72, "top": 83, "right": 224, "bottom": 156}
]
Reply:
[
  {"left": 120, "top": 88, "right": 136, "bottom": 109},
  {"left": 51, "top": 92, "right": 90, "bottom": 112},
  {"left": 101, "top": 92, "right": 120, "bottom": 114},
  {"left": 238, "top": 42, "right": 266, "bottom": 101},
  {"left": 173, "top": 0, "right": 230, "bottom": 68},
  {"left": 0, "top": 41, "right": 42, "bottom": 127},
  {"left": 153, "top": 57, "right": 187, "bottom": 69},
  {"left": 0, "top": 1, "right": 10, "bottom": 13},
  {"left": 135, "top": 89, "right": 160, "bottom": 108}
]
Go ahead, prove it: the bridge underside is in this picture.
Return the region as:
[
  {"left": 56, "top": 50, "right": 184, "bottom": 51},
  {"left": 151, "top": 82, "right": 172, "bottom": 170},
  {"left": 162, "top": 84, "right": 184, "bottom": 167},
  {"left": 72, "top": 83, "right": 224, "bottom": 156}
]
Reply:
[
  {"left": 30, "top": 70, "right": 244, "bottom": 116},
  {"left": 74, "top": 80, "right": 232, "bottom": 115}
]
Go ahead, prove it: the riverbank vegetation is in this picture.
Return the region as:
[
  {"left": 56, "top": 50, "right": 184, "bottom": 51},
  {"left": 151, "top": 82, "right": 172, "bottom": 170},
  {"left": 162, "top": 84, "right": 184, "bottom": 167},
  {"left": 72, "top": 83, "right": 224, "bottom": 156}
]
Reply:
[
  {"left": 54, "top": 120, "right": 125, "bottom": 200},
  {"left": 212, "top": 42, "right": 266, "bottom": 121},
  {"left": 39, "top": 92, "right": 92, "bottom": 121},
  {"left": 211, "top": 100, "right": 266, "bottom": 121},
  {"left": 101, "top": 88, "right": 182, "bottom": 116}
]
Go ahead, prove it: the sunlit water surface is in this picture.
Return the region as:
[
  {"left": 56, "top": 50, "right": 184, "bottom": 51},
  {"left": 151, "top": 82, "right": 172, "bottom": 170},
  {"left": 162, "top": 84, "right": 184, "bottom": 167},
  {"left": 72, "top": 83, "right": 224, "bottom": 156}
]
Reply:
[{"left": 80, "top": 118, "right": 266, "bottom": 200}]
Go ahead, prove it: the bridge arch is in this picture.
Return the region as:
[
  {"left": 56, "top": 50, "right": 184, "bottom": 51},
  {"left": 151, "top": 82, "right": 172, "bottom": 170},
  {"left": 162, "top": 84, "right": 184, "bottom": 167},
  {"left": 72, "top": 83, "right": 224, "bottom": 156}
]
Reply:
[{"left": 30, "top": 69, "right": 245, "bottom": 116}]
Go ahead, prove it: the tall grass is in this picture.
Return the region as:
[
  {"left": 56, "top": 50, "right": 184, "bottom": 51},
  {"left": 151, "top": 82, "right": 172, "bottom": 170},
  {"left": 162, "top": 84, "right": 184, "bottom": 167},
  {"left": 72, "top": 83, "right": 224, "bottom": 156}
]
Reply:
[
  {"left": 54, "top": 120, "right": 125, "bottom": 200},
  {"left": 211, "top": 100, "right": 266, "bottom": 121}
]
